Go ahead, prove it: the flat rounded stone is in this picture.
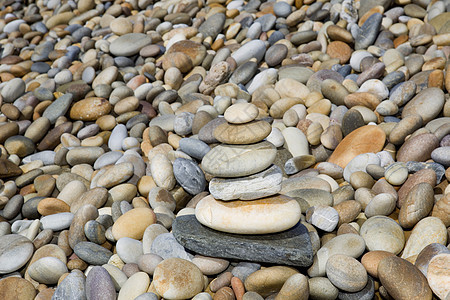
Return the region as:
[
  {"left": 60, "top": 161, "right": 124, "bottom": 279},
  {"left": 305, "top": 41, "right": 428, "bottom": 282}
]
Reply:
[
  {"left": 360, "top": 216, "right": 405, "bottom": 254},
  {"left": 213, "top": 120, "right": 271, "bottom": 144},
  {"left": 195, "top": 195, "right": 301, "bottom": 234},
  {"left": 361, "top": 251, "right": 396, "bottom": 278},
  {"left": 224, "top": 103, "right": 259, "bottom": 124},
  {"left": 308, "top": 277, "right": 339, "bottom": 300},
  {"left": 396, "top": 133, "right": 439, "bottom": 163},
  {"left": 402, "top": 88, "right": 445, "bottom": 124},
  {"left": 231, "top": 39, "right": 266, "bottom": 66},
  {"left": 201, "top": 141, "right": 277, "bottom": 178},
  {"left": 96, "top": 162, "right": 134, "bottom": 188},
  {"left": 326, "top": 254, "right": 368, "bottom": 292},
  {"left": 327, "top": 125, "right": 386, "bottom": 168},
  {"left": 0, "top": 277, "right": 37, "bottom": 299},
  {"left": 110, "top": 33, "right": 152, "bottom": 56},
  {"left": 0, "top": 234, "right": 34, "bottom": 274},
  {"left": 282, "top": 127, "right": 310, "bottom": 157},
  {"left": 116, "top": 237, "right": 143, "bottom": 264},
  {"left": 28, "top": 257, "right": 68, "bottom": 284},
  {"left": 192, "top": 255, "right": 229, "bottom": 276},
  {"left": 1, "top": 78, "right": 25, "bottom": 103},
  {"left": 378, "top": 256, "right": 432, "bottom": 300},
  {"left": 153, "top": 258, "right": 204, "bottom": 299},
  {"left": 112, "top": 207, "right": 156, "bottom": 240},
  {"left": 70, "top": 97, "right": 112, "bottom": 121},
  {"left": 52, "top": 269, "right": 86, "bottom": 300},
  {"left": 73, "top": 241, "right": 113, "bottom": 265}
]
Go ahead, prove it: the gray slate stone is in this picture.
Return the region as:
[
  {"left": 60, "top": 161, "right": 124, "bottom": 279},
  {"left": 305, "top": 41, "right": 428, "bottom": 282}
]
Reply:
[
  {"left": 179, "top": 138, "right": 211, "bottom": 160},
  {"left": 338, "top": 276, "right": 375, "bottom": 300},
  {"left": 172, "top": 215, "right": 314, "bottom": 267},
  {"left": 173, "top": 158, "right": 206, "bottom": 195}
]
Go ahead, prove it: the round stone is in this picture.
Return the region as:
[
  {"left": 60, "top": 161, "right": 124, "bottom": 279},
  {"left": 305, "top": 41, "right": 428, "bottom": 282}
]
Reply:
[
  {"left": 224, "top": 103, "right": 259, "bottom": 124},
  {"left": 153, "top": 258, "right": 204, "bottom": 299},
  {"left": 28, "top": 257, "right": 68, "bottom": 284},
  {"left": 360, "top": 216, "right": 405, "bottom": 254},
  {"left": 326, "top": 254, "right": 368, "bottom": 292}
]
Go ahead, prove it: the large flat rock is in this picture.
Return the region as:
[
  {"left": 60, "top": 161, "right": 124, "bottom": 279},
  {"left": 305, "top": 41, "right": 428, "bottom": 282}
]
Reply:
[{"left": 172, "top": 215, "right": 313, "bottom": 267}]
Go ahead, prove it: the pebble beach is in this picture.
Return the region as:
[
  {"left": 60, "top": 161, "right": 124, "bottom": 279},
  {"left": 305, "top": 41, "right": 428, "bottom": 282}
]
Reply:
[{"left": 0, "top": 0, "right": 449, "bottom": 299}]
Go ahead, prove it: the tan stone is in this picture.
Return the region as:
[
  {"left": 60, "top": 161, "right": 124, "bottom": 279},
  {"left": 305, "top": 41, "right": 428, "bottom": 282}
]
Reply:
[{"left": 112, "top": 208, "right": 157, "bottom": 240}]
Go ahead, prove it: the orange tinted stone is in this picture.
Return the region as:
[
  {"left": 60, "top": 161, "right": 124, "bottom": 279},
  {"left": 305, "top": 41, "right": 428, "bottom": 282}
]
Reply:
[{"left": 327, "top": 125, "right": 386, "bottom": 168}]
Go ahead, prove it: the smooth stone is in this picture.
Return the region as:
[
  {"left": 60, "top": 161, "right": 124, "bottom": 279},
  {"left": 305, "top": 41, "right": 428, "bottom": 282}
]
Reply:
[
  {"left": 70, "top": 97, "right": 112, "bottom": 121},
  {"left": 213, "top": 121, "right": 271, "bottom": 144},
  {"left": 40, "top": 212, "right": 74, "bottom": 231},
  {"left": 108, "top": 124, "right": 128, "bottom": 151},
  {"left": 402, "top": 88, "right": 445, "bottom": 124},
  {"left": 74, "top": 241, "right": 113, "bottom": 265},
  {"left": 415, "top": 243, "right": 450, "bottom": 276},
  {"left": 42, "top": 93, "right": 73, "bottom": 124},
  {"left": 431, "top": 147, "right": 450, "bottom": 167},
  {"left": 66, "top": 146, "right": 105, "bottom": 166},
  {"left": 195, "top": 195, "right": 301, "bottom": 234},
  {"left": 112, "top": 208, "right": 156, "bottom": 240},
  {"left": 360, "top": 216, "right": 405, "bottom": 254},
  {"left": 86, "top": 266, "right": 116, "bottom": 300},
  {"left": 1, "top": 78, "right": 25, "bottom": 103},
  {"left": 117, "top": 272, "right": 150, "bottom": 300},
  {"left": 94, "top": 151, "right": 123, "bottom": 169},
  {"left": 173, "top": 158, "right": 206, "bottom": 195},
  {"left": 307, "top": 234, "right": 366, "bottom": 277},
  {"left": 399, "top": 183, "right": 434, "bottom": 229},
  {"left": 150, "top": 154, "right": 176, "bottom": 190},
  {"left": 199, "top": 13, "right": 226, "bottom": 40},
  {"left": 397, "top": 133, "right": 439, "bottom": 163},
  {"left": 282, "top": 127, "right": 310, "bottom": 157},
  {"left": 308, "top": 277, "right": 339, "bottom": 300},
  {"left": 52, "top": 270, "right": 86, "bottom": 300},
  {"left": 209, "top": 164, "right": 282, "bottom": 200},
  {"left": 244, "top": 266, "right": 299, "bottom": 298},
  {"left": 109, "top": 33, "right": 152, "bottom": 56},
  {"left": 326, "top": 254, "right": 367, "bottom": 292},
  {"left": 275, "top": 273, "right": 309, "bottom": 300},
  {"left": 173, "top": 214, "right": 314, "bottom": 267},
  {"left": 150, "top": 232, "right": 192, "bottom": 261},
  {"left": 0, "top": 234, "right": 34, "bottom": 274},
  {"left": 116, "top": 237, "right": 143, "bottom": 264},
  {"left": 179, "top": 138, "right": 211, "bottom": 160},
  {"left": 96, "top": 162, "right": 134, "bottom": 189},
  {"left": 306, "top": 205, "right": 339, "bottom": 232},
  {"left": 84, "top": 220, "right": 106, "bottom": 244},
  {"left": 378, "top": 256, "right": 432, "bottom": 300},
  {"left": 327, "top": 125, "right": 386, "bottom": 168},
  {"left": 153, "top": 258, "right": 204, "bottom": 299},
  {"left": 401, "top": 217, "right": 447, "bottom": 260},
  {"left": 191, "top": 255, "right": 229, "bottom": 276},
  {"left": 231, "top": 39, "right": 266, "bottom": 66},
  {"left": 224, "top": 102, "right": 259, "bottom": 124},
  {"left": 361, "top": 251, "right": 396, "bottom": 278},
  {"left": 364, "top": 193, "right": 396, "bottom": 218},
  {"left": 0, "top": 277, "right": 37, "bottom": 299},
  {"left": 355, "top": 13, "right": 382, "bottom": 50},
  {"left": 201, "top": 141, "right": 276, "bottom": 178},
  {"left": 28, "top": 257, "right": 67, "bottom": 284}
]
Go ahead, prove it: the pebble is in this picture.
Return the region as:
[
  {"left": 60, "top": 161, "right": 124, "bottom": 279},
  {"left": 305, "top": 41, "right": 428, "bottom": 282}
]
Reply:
[
  {"left": 153, "top": 258, "right": 204, "bottom": 299},
  {"left": 325, "top": 254, "right": 368, "bottom": 292}
]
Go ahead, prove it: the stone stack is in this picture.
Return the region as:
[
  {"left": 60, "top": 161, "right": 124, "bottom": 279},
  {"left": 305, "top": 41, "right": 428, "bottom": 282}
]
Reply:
[{"left": 173, "top": 102, "right": 314, "bottom": 266}]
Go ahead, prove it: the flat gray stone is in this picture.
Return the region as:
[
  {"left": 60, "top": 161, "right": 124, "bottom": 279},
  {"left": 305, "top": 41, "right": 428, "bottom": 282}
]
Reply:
[
  {"left": 0, "top": 234, "right": 34, "bottom": 274},
  {"left": 42, "top": 93, "right": 73, "bottom": 124},
  {"left": 172, "top": 215, "right": 313, "bottom": 267},
  {"left": 52, "top": 270, "right": 87, "bottom": 300},
  {"left": 86, "top": 266, "right": 116, "bottom": 300},
  {"left": 150, "top": 233, "right": 193, "bottom": 261},
  {"left": 73, "top": 241, "right": 113, "bottom": 265},
  {"left": 109, "top": 33, "right": 152, "bottom": 56}
]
